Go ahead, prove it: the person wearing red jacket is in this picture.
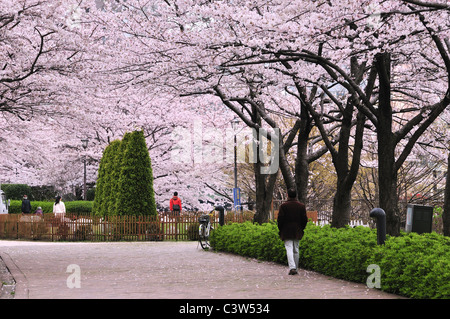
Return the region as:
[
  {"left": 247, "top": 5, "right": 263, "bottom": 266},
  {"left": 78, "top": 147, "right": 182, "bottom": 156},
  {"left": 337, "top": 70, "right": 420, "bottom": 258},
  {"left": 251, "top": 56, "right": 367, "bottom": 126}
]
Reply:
[{"left": 170, "top": 192, "right": 182, "bottom": 215}]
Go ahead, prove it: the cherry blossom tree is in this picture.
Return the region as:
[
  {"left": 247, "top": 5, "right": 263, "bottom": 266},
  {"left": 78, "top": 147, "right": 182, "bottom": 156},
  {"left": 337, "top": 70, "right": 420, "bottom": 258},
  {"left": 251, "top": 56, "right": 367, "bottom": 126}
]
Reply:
[
  {"left": 0, "top": 0, "right": 103, "bottom": 188},
  {"left": 83, "top": 0, "right": 344, "bottom": 222},
  {"left": 250, "top": 0, "right": 450, "bottom": 234},
  {"left": 86, "top": 0, "right": 449, "bottom": 230},
  {"left": 2, "top": 0, "right": 449, "bottom": 229},
  {"left": 0, "top": 1, "right": 229, "bottom": 211}
]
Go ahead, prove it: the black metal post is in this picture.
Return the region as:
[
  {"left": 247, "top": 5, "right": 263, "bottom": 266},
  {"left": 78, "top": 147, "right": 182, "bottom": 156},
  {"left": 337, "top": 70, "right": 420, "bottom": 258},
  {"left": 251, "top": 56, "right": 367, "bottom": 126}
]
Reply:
[
  {"left": 234, "top": 133, "right": 237, "bottom": 190},
  {"left": 215, "top": 206, "right": 225, "bottom": 226},
  {"left": 81, "top": 138, "right": 89, "bottom": 201},
  {"left": 83, "top": 157, "right": 87, "bottom": 201},
  {"left": 370, "top": 208, "right": 386, "bottom": 245}
]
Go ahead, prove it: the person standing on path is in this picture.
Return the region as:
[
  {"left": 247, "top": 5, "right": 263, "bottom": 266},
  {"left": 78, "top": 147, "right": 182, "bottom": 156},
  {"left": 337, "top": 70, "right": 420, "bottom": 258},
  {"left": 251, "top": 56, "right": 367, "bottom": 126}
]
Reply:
[
  {"left": 21, "top": 195, "right": 32, "bottom": 215},
  {"left": 170, "top": 192, "right": 182, "bottom": 215},
  {"left": 53, "top": 196, "right": 66, "bottom": 219},
  {"left": 277, "top": 188, "right": 308, "bottom": 275}
]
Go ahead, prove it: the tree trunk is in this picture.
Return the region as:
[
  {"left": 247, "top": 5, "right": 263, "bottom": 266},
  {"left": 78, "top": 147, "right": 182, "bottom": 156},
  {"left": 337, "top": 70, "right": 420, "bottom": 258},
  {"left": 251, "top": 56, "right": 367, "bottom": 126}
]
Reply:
[
  {"left": 295, "top": 107, "right": 312, "bottom": 205},
  {"left": 331, "top": 97, "right": 353, "bottom": 227},
  {"left": 252, "top": 107, "right": 278, "bottom": 224},
  {"left": 330, "top": 102, "right": 366, "bottom": 228},
  {"left": 443, "top": 152, "right": 450, "bottom": 236},
  {"left": 278, "top": 131, "right": 296, "bottom": 191},
  {"left": 332, "top": 187, "right": 352, "bottom": 228},
  {"left": 253, "top": 160, "right": 278, "bottom": 224},
  {"left": 375, "top": 52, "right": 401, "bottom": 236}
]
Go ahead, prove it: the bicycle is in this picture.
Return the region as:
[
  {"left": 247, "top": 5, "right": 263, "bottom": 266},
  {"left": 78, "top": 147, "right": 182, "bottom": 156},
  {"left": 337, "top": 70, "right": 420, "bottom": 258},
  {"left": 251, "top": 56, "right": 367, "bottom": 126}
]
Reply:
[{"left": 198, "top": 210, "right": 214, "bottom": 250}]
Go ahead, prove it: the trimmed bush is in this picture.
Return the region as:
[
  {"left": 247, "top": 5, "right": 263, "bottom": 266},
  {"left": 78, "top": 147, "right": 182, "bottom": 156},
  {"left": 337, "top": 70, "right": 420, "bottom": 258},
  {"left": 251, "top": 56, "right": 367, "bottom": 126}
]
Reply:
[
  {"left": 299, "top": 224, "right": 378, "bottom": 283},
  {"left": 115, "top": 130, "right": 157, "bottom": 216},
  {"left": 92, "top": 139, "right": 121, "bottom": 216},
  {"left": 8, "top": 200, "right": 92, "bottom": 215},
  {"left": 210, "top": 222, "right": 450, "bottom": 299},
  {"left": 65, "top": 201, "right": 93, "bottom": 215},
  {"left": 210, "top": 221, "right": 287, "bottom": 264},
  {"left": 368, "top": 232, "right": 450, "bottom": 299},
  {"left": 107, "top": 139, "right": 123, "bottom": 216},
  {"left": 8, "top": 200, "right": 52, "bottom": 214},
  {"left": 93, "top": 130, "right": 157, "bottom": 217}
]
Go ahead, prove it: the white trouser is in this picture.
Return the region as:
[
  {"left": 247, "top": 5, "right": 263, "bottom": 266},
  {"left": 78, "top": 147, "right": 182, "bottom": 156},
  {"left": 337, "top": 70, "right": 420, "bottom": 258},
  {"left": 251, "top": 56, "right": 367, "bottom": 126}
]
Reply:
[{"left": 284, "top": 239, "right": 300, "bottom": 270}]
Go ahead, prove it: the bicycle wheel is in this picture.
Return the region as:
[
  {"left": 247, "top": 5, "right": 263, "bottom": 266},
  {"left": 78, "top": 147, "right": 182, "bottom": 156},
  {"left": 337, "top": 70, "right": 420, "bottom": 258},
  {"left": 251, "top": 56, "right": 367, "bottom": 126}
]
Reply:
[{"left": 199, "top": 223, "right": 210, "bottom": 249}]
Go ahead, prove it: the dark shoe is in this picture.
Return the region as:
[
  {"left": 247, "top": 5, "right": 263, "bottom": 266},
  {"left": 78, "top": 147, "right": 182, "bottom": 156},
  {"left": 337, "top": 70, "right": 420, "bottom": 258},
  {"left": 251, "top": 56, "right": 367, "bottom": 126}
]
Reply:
[{"left": 288, "top": 269, "right": 298, "bottom": 275}]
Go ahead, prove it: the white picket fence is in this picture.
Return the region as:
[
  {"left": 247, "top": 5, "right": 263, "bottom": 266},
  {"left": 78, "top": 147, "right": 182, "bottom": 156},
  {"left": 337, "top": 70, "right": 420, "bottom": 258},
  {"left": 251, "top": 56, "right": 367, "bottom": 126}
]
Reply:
[{"left": 315, "top": 219, "right": 371, "bottom": 228}]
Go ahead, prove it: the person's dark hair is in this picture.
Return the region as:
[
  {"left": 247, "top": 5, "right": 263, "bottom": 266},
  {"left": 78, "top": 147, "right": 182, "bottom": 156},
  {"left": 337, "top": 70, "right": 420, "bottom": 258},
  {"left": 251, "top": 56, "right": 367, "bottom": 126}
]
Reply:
[
  {"left": 174, "top": 192, "right": 178, "bottom": 196},
  {"left": 287, "top": 188, "right": 297, "bottom": 199},
  {"left": 55, "top": 196, "right": 61, "bottom": 204}
]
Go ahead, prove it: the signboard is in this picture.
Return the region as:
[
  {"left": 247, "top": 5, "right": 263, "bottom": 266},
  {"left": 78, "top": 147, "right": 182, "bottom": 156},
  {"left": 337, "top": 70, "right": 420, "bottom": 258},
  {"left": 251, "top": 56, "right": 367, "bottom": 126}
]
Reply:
[
  {"left": 233, "top": 188, "right": 241, "bottom": 210},
  {"left": 405, "top": 204, "right": 433, "bottom": 234}
]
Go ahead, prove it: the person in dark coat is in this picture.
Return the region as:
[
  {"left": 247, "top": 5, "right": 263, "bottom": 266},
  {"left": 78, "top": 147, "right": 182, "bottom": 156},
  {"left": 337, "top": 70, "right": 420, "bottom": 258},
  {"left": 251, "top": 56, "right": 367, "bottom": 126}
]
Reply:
[
  {"left": 277, "top": 188, "right": 308, "bottom": 275},
  {"left": 21, "top": 195, "right": 32, "bottom": 215}
]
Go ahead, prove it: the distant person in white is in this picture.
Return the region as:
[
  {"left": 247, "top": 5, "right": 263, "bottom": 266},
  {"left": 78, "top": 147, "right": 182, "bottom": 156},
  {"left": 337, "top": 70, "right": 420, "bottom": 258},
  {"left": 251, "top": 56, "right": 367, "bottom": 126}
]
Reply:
[{"left": 53, "top": 196, "right": 66, "bottom": 219}]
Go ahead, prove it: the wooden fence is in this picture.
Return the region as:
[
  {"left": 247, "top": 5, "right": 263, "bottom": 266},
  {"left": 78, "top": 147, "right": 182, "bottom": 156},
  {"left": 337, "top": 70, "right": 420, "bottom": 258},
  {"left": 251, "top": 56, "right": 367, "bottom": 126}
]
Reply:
[
  {"left": 0, "top": 211, "right": 253, "bottom": 242},
  {"left": 0, "top": 211, "right": 318, "bottom": 242}
]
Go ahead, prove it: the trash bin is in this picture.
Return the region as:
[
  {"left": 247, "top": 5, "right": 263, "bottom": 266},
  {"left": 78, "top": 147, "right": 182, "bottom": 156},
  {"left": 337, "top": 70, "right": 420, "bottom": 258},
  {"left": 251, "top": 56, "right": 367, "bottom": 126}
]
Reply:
[{"left": 405, "top": 204, "right": 433, "bottom": 234}]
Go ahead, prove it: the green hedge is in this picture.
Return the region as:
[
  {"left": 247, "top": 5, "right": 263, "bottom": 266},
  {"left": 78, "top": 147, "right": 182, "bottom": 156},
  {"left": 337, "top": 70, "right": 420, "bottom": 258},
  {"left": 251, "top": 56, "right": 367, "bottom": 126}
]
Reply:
[
  {"left": 8, "top": 200, "right": 93, "bottom": 215},
  {"left": 299, "top": 223, "right": 378, "bottom": 283},
  {"left": 368, "top": 231, "right": 450, "bottom": 299},
  {"left": 210, "top": 222, "right": 450, "bottom": 299},
  {"left": 210, "top": 221, "right": 287, "bottom": 264}
]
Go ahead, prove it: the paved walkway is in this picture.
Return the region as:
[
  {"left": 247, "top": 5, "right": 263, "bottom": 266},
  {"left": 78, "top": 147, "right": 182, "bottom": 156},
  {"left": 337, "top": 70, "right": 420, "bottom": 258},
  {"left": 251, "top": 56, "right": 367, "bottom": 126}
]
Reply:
[{"left": 0, "top": 240, "right": 403, "bottom": 299}]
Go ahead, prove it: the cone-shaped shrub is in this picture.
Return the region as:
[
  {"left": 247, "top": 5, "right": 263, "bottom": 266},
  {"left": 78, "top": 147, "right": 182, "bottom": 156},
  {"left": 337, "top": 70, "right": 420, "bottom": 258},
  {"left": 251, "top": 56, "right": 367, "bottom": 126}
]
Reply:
[
  {"left": 92, "top": 140, "right": 120, "bottom": 216},
  {"left": 93, "top": 131, "right": 156, "bottom": 216},
  {"left": 115, "top": 130, "right": 157, "bottom": 216}
]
